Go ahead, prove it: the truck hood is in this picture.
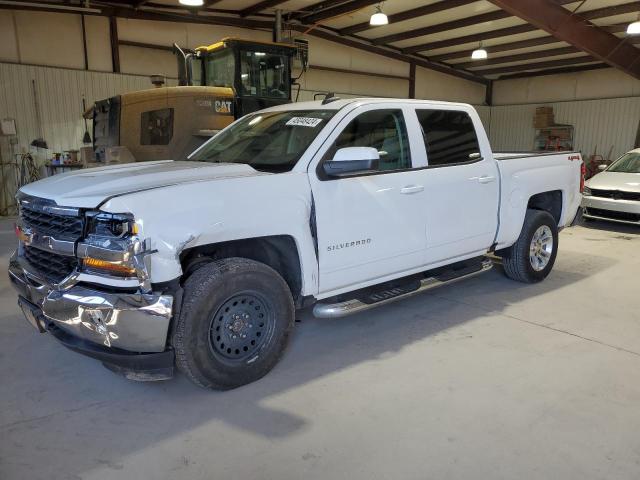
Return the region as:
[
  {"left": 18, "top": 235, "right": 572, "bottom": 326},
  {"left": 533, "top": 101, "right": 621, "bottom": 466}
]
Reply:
[
  {"left": 586, "top": 171, "right": 640, "bottom": 192},
  {"left": 19, "top": 160, "right": 263, "bottom": 208}
]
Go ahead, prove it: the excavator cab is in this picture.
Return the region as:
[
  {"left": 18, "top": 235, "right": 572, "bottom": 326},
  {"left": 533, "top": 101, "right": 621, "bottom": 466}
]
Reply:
[
  {"left": 177, "top": 38, "right": 297, "bottom": 117},
  {"left": 91, "top": 38, "right": 297, "bottom": 164}
]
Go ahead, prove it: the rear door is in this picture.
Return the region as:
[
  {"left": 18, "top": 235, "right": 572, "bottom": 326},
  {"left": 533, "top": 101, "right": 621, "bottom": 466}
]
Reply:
[
  {"left": 308, "top": 104, "right": 428, "bottom": 295},
  {"left": 409, "top": 107, "right": 500, "bottom": 264}
]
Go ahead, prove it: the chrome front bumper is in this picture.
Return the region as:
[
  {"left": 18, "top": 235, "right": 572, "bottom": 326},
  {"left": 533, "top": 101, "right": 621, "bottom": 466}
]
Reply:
[{"left": 9, "top": 251, "right": 173, "bottom": 353}]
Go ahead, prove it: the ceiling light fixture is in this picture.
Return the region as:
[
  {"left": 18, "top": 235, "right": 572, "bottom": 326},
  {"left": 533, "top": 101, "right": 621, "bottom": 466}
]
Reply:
[
  {"left": 370, "top": 4, "right": 389, "bottom": 26},
  {"left": 471, "top": 42, "right": 488, "bottom": 60},
  {"left": 627, "top": 14, "right": 640, "bottom": 35},
  {"left": 179, "top": 0, "right": 204, "bottom": 6}
]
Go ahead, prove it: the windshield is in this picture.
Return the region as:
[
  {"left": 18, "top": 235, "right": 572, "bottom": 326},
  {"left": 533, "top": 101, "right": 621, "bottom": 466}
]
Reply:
[
  {"left": 607, "top": 151, "right": 640, "bottom": 173},
  {"left": 190, "top": 110, "right": 336, "bottom": 173}
]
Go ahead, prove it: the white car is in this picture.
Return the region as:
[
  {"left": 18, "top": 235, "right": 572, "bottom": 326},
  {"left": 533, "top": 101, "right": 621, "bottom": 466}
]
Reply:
[
  {"left": 582, "top": 149, "right": 640, "bottom": 225},
  {"left": 9, "top": 98, "right": 583, "bottom": 389}
]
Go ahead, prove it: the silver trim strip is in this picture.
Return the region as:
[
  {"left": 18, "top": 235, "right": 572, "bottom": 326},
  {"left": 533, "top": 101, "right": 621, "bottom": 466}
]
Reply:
[{"left": 583, "top": 212, "right": 640, "bottom": 226}]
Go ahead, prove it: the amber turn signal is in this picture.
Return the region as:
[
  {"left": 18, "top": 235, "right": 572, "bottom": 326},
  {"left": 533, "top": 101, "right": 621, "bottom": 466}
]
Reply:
[{"left": 83, "top": 257, "right": 136, "bottom": 277}]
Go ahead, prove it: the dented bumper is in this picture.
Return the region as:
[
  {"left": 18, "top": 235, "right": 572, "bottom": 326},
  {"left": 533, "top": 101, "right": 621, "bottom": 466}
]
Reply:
[{"left": 9, "top": 251, "right": 175, "bottom": 379}]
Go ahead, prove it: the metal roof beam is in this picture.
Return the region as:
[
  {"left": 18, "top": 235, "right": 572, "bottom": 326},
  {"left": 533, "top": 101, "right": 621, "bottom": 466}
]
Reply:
[
  {"left": 430, "top": 23, "right": 629, "bottom": 62},
  {"left": 456, "top": 45, "right": 579, "bottom": 68},
  {"left": 290, "top": 25, "right": 490, "bottom": 85},
  {"left": 340, "top": 0, "right": 477, "bottom": 36},
  {"left": 487, "top": 0, "right": 640, "bottom": 79},
  {"left": 473, "top": 55, "right": 598, "bottom": 75},
  {"left": 299, "top": 0, "right": 379, "bottom": 24},
  {"left": 403, "top": 0, "right": 640, "bottom": 54},
  {"left": 240, "top": 0, "right": 288, "bottom": 17}
]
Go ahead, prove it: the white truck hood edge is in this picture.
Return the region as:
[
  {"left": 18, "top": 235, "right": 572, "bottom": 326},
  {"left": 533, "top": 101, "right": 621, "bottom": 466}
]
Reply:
[{"left": 18, "top": 160, "right": 264, "bottom": 208}]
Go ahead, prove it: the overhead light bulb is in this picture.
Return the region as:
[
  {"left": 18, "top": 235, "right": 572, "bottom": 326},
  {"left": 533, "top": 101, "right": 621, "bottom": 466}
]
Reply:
[
  {"left": 627, "top": 15, "right": 640, "bottom": 35},
  {"left": 471, "top": 42, "right": 488, "bottom": 60},
  {"left": 370, "top": 5, "right": 388, "bottom": 26},
  {"left": 179, "top": 0, "right": 204, "bottom": 6}
]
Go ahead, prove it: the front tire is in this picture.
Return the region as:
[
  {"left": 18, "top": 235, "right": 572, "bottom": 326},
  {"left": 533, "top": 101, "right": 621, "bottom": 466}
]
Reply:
[
  {"left": 501, "top": 209, "right": 558, "bottom": 283},
  {"left": 172, "top": 258, "right": 295, "bottom": 390}
]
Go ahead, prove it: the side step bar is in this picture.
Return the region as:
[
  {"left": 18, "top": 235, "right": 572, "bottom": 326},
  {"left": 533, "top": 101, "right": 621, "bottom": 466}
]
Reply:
[{"left": 313, "top": 258, "right": 493, "bottom": 319}]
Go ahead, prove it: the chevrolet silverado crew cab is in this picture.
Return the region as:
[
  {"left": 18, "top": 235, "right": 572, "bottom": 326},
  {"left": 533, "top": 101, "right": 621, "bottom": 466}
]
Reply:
[{"left": 9, "top": 98, "right": 584, "bottom": 389}]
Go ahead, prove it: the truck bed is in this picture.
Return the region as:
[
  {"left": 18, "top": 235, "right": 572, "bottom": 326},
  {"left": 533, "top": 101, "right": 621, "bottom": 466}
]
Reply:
[
  {"left": 493, "top": 150, "right": 583, "bottom": 249},
  {"left": 494, "top": 151, "right": 579, "bottom": 160}
]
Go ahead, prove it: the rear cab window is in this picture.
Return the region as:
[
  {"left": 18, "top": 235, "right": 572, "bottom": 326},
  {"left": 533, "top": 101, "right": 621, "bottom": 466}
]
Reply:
[{"left": 416, "top": 109, "right": 481, "bottom": 167}]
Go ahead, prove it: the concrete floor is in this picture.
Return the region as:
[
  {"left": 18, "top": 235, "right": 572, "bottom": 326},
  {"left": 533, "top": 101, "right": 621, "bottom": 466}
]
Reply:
[{"left": 1, "top": 217, "right": 639, "bottom": 480}]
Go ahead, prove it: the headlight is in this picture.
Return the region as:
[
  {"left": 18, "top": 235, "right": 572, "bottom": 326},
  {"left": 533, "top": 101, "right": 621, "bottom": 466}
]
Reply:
[
  {"left": 80, "top": 212, "right": 140, "bottom": 277},
  {"left": 583, "top": 186, "right": 592, "bottom": 196},
  {"left": 86, "top": 212, "right": 137, "bottom": 238}
]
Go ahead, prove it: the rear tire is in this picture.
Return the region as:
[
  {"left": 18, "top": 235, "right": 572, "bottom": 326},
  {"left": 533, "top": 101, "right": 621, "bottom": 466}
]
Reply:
[
  {"left": 172, "top": 258, "right": 295, "bottom": 390},
  {"left": 501, "top": 209, "right": 558, "bottom": 283}
]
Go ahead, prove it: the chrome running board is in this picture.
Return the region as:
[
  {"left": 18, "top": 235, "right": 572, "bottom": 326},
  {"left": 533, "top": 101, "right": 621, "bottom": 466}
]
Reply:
[{"left": 313, "top": 258, "right": 493, "bottom": 319}]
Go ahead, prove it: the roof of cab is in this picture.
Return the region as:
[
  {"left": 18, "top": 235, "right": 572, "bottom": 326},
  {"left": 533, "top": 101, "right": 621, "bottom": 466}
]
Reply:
[
  {"left": 259, "top": 97, "right": 475, "bottom": 113},
  {"left": 196, "top": 37, "right": 297, "bottom": 53}
]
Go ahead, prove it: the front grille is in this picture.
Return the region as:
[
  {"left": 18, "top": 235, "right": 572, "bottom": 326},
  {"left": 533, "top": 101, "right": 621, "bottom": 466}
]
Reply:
[
  {"left": 590, "top": 189, "right": 640, "bottom": 202},
  {"left": 23, "top": 246, "right": 78, "bottom": 283},
  {"left": 21, "top": 204, "right": 84, "bottom": 241},
  {"left": 585, "top": 207, "right": 640, "bottom": 223}
]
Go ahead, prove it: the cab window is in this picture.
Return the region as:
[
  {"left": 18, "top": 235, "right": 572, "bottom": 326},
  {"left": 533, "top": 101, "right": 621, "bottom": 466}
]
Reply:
[
  {"left": 140, "top": 108, "right": 174, "bottom": 146},
  {"left": 205, "top": 50, "right": 235, "bottom": 88},
  {"left": 240, "top": 51, "right": 288, "bottom": 99},
  {"left": 416, "top": 109, "right": 480, "bottom": 166},
  {"left": 331, "top": 109, "right": 411, "bottom": 172}
]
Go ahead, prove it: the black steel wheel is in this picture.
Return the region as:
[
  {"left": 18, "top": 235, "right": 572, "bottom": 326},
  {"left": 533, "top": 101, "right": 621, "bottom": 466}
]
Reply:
[
  {"left": 208, "top": 293, "right": 275, "bottom": 362},
  {"left": 172, "top": 258, "right": 295, "bottom": 390}
]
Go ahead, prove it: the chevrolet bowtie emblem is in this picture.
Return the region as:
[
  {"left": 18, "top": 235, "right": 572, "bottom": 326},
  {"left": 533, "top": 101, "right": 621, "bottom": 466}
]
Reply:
[{"left": 15, "top": 224, "right": 34, "bottom": 245}]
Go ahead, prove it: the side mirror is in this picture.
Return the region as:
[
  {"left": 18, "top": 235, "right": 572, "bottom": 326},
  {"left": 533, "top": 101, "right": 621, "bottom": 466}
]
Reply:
[
  {"left": 597, "top": 164, "right": 607, "bottom": 171},
  {"left": 323, "top": 147, "right": 379, "bottom": 177}
]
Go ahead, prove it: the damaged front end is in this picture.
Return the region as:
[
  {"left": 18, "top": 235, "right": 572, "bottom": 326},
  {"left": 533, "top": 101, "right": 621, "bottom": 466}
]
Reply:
[{"left": 9, "top": 195, "right": 176, "bottom": 381}]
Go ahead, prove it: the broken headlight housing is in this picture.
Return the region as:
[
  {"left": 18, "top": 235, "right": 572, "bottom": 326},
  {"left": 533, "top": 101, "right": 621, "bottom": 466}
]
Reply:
[
  {"left": 79, "top": 212, "right": 140, "bottom": 278},
  {"left": 85, "top": 212, "right": 137, "bottom": 239}
]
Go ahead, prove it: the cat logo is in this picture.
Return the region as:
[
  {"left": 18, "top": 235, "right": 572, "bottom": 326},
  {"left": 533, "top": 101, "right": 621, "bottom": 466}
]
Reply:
[{"left": 214, "top": 99, "right": 233, "bottom": 115}]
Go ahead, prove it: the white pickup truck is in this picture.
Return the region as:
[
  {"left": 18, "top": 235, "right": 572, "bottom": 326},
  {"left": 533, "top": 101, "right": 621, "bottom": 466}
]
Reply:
[{"left": 10, "top": 98, "right": 584, "bottom": 389}]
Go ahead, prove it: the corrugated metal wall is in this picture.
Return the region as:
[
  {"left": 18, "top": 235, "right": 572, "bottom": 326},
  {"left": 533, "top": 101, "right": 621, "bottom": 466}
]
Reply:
[
  {"left": 488, "top": 97, "right": 640, "bottom": 159},
  {"left": 0, "top": 62, "right": 178, "bottom": 154},
  {"left": 0, "top": 62, "right": 178, "bottom": 213}
]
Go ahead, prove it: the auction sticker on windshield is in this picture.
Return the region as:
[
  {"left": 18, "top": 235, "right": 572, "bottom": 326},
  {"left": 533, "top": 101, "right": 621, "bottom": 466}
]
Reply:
[{"left": 286, "top": 117, "right": 324, "bottom": 127}]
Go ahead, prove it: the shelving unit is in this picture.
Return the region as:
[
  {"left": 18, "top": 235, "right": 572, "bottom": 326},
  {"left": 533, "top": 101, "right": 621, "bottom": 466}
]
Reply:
[{"left": 534, "top": 124, "right": 574, "bottom": 152}]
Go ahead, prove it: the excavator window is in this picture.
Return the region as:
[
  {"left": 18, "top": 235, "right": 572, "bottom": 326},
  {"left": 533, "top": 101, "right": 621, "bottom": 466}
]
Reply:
[
  {"left": 201, "top": 45, "right": 291, "bottom": 101},
  {"left": 205, "top": 50, "right": 235, "bottom": 88},
  {"left": 140, "top": 108, "right": 174, "bottom": 146},
  {"left": 239, "top": 50, "right": 288, "bottom": 99}
]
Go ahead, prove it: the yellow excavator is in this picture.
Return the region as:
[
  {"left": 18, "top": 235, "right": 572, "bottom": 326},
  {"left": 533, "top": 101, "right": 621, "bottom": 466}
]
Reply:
[{"left": 91, "top": 38, "right": 300, "bottom": 163}]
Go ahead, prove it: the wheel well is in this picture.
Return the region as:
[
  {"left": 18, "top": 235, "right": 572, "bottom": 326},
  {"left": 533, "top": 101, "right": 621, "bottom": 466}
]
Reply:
[
  {"left": 179, "top": 235, "right": 303, "bottom": 301},
  {"left": 527, "top": 190, "right": 562, "bottom": 225}
]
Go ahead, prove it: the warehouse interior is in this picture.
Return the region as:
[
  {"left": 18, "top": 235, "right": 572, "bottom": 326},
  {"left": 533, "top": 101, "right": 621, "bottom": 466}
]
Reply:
[{"left": 1, "top": 1, "right": 639, "bottom": 479}]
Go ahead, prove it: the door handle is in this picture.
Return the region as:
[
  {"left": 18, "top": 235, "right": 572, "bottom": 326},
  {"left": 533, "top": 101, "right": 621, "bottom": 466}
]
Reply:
[
  {"left": 400, "top": 185, "right": 424, "bottom": 194},
  {"left": 477, "top": 175, "right": 496, "bottom": 184}
]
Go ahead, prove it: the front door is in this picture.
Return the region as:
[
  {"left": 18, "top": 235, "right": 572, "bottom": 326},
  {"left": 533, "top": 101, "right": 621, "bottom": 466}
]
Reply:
[{"left": 308, "top": 105, "right": 428, "bottom": 295}]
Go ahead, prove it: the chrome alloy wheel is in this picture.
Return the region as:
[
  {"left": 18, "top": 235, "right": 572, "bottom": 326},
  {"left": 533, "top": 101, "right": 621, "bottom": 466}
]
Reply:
[{"left": 529, "top": 225, "right": 553, "bottom": 271}]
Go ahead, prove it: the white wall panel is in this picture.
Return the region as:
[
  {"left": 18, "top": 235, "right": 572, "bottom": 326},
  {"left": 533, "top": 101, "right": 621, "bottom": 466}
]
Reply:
[
  {"left": 488, "top": 97, "right": 640, "bottom": 160},
  {"left": 494, "top": 68, "right": 640, "bottom": 105},
  {"left": 0, "top": 62, "right": 179, "bottom": 155},
  {"left": 475, "top": 105, "right": 491, "bottom": 132}
]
